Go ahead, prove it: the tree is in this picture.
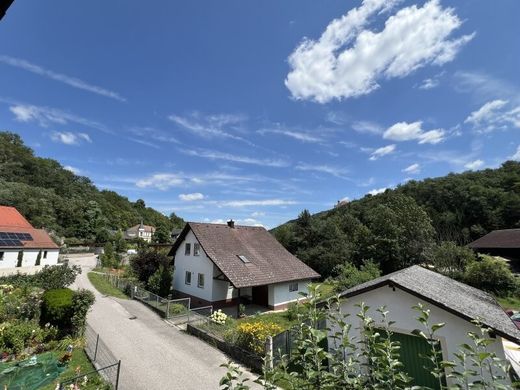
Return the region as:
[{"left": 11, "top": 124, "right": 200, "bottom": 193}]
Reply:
[
  {"left": 129, "top": 248, "right": 171, "bottom": 287},
  {"left": 333, "top": 260, "right": 381, "bottom": 292},
  {"left": 147, "top": 265, "right": 173, "bottom": 297},
  {"left": 463, "top": 255, "right": 518, "bottom": 297},
  {"left": 101, "top": 241, "right": 116, "bottom": 268},
  {"left": 427, "top": 241, "right": 476, "bottom": 279},
  {"left": 153, "top": 223, "right": 171, "bottom": 244},
  {"left": 114, "top": 231, "right": 127, "bottom": 253}
]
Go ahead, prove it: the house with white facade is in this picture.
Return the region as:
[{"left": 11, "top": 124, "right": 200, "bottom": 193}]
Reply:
[
  {"left": 125, "top": 221, "right": 155, "bottom": 242},
  {"left": 0, "top": 206, "right": 59, "bottom": 273},
  {"left": 327, "top": 265, "right": 520, "bottom": 388},
  {"left": 168, "top": 220, "right": 320, "bottom": 311}
]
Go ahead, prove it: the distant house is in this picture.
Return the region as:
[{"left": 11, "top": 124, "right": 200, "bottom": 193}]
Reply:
[
  {"left": 328, "top": 265, "right": 520, "bottom": 388},
  {"left": 468, "top": 229, "right": 520, "bottom": 260},
  {"left": 168, "top": 220, "right": 320, "bottom": 310},
  {"left": 171, "top": 228, "right": 182, "bottom": 241},
  {"left": 0, "top": 206, "right": 60, "bottom": 270},
  {"left": 125, "top": 221, "right": 155, "bottom": 242}
]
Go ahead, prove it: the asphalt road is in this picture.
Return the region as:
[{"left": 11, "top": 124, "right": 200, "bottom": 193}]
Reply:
[{"left": 70, "top": 254, "right": 259, "bottom": 390}]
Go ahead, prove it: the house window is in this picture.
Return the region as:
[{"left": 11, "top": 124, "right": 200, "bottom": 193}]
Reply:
[
  {"left": 289, "top": 282, "right": 298, "bottom": 292},
  {"left": 197, "top": 273, "right": 205, "bottom": 288},
  {"left": 43, "top": 251, "right": 48, "bottom": 259},
  {"left": 185, "top": 271, "right": 192, "bottom": 285},
  {"left": 0, "top": 252, "right": 3, "bottom": 261},
  {"left": 194, "top": 243, "right": 201, "bottom": 256},
  {"left": 185, "top": 243, "right": 191, "bottom": 256}
]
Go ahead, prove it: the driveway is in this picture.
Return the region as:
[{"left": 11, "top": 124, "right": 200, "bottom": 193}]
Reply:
[{"left": 70, "top": 254, "right": 259, "bottom": 390}]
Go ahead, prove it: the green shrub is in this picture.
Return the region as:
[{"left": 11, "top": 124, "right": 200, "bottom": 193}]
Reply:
[
  {"left": 463, "top": 256, "right": 519, "bottom": 297},
  {"left": 41, "top": 288, "right": 74, "bottom": 332},
  {"left": 148, "top": 265, "right": 173, "bottom": 297},
  {"left": 286, "top": 302, "right": 301, "bottom": 321},
  {"left": 0, "top": 320, "right": 58, "bottom": 355},
  {"left": 71, "top": 289, "right": 95, "bottom": 337},
  {"left": 333, "top": 260, "right": 381, "bottom": 292},
  {"left": 427, "top": 241, "right": 476, "bottom": 279},
  {"left": 0, "top": 285, "right": 43, "bottom": 322},
  {"left": 168, "top": 303, "right": 188, "bottom": 316},
  {"left": 0, "top": 263, "right": 81, "bottom": 290}
]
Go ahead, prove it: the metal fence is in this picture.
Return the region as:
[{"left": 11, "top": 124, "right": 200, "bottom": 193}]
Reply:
[{"left": 71, "top": 323, "right": 122, "bottom": 389}]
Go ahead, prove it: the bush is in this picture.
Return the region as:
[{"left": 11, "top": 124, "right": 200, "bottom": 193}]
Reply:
[
  {"left": 235, "top": 321, "right": 283, "bottom": 354},
  {"left": 463, "top": 256, "right": 519, "bottom": 297},
  {"left": 333, "top": 260, "right": 381, "bottom": 292},
  {"left": 0, "top": 320, "right": 58, "bottom": 355},
  {"left": 0, "top": 264, "right": 81, "bottom": 291},
  {"left": 169, "top": 303, "right": 188, "bottom": 316},
  {"left": 130, "top": 248, "right": 171, "bottom": 286},
  {"left": 147, "top": 265, "right": 173, "bottom": 297},
  {"left": 285, "top": 302, "right": 301, "bottom": 321},
  {"left": 41, "top": 288, "right": 74, "bottom": 332},
  {"left": 428, "top": 241, "right": 476, "bottom": 279},
  {"left": 210, "top": 309, "right": 228, "bottom": 325},
  {"left": 0, "top": 285, "right": 43, "bottom": 322},
  {"left": 71, "top": 289, "right": 95, "bottom": 337}
]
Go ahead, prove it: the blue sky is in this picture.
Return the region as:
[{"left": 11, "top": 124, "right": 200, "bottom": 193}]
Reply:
[{"left": 1, "top": 0, "right": 519, "bottom": 229}]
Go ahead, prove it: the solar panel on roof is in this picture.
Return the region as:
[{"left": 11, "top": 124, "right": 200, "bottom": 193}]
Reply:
[
  {"left": 0, "top": 239, "right": 22, "bottom": 246},
  {"left": 0, "top": 232, "right": 33, "bottom": 241},
  {"left": 0, "top": 232, "right": 8, "bottom": 239},
  {"left": 6, "top": 232, "right": 17, "bottom": 239}
]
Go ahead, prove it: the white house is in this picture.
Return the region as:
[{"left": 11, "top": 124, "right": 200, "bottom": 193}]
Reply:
[
  {"left": 327, "top": 265, "right": 520, "bottom": 388},
  {"left": 125, "top": 221, "right": 155, "bottom": 242},
  {"left": 168, "top": 220, "right": 320, "bottom": 311},
  {"left": 0, "top": 206, "right": 60, "bottom": 273}
]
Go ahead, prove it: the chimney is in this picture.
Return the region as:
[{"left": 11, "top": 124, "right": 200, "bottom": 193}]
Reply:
[{"left": 227, "top": 219, "right": 235, "bottom": 228}]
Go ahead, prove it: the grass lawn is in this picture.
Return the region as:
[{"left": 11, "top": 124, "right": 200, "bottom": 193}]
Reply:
[
  {"left": 497, "top": 296, "right": 520, "bottom": 311},
  {"left": 41, "top": 348, "right": 109, "bottom": 390},
  {"left": 87, "top": 272, "right": 128, "bottom": 299},
  {"left": 309, "top": 281, "right": 337, "bottom": 300}
]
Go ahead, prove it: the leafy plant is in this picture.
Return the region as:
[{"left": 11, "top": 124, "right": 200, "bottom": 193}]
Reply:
[{"left": 71, "top": 289, "right": 95, "bottom": 337}]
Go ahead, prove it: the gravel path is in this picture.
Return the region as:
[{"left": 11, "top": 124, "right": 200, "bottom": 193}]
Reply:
[{"left": 70, "top": 254, "right": 259, "bottom": 390}]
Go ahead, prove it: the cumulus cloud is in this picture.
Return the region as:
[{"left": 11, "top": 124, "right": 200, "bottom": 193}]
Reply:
[
  {"left": 402, "top": 163, "right": 420, "bottom": 174},
  {"left": 136, "top": 173, "right": 184, "bottom": 190},
  {"left": 179, "top": 193, "right": 205, "bottom": 201},
  {"left": 0, "top": 55, "right": 126, "bottom": 101},
  {"left": 286, "top": 0, "right": 474, "bottom": 103},
  {"left": 510, "top": 146, "right": 520, "bottom": 161},
  {"left": 383, "top": 121, "right": 445, "bottom": 144},
  {"left": 50, "top": 131, "right": 92, "bottom": 145},
  {"left": 368, "top": 187, "right": 387, "bottom": 196},
  {"left": 369, "top": 144, "right": 396, "bottom": 160},
  {"left": 464, "top": 159, "right": 484, "bottom": 170},
  {"left": 464, "top": 99, "right": 520, "bottom": 132}
]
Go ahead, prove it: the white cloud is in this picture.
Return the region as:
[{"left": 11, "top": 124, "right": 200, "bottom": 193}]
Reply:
[
  {"left": 369, "top": 144, "right": 396, "bottom": 160},
  {"left": 64, "top": 165, "right": 81, "bottom": 174},
  {"left": 402, "top": 163, "right": 420, "bottom": 174},
  {"left": 179, "top": 193, "right": 205, "bottom": 201},
  {"left": 220, "top": 199, "right": 297, "bottom": 208},
  {"left": 169, "top": 112, "right": 248, "bottom": 142},
  {"left": 251, "top": 211, "right": 265, "bottom": 217},
  {"left": 184, "top": 148, "right": 289, "bottom": 168},
  {"left": 130, "top": 127, "right": 180, "bottom": 146},
  {"left": 368, "top": 187, "right": 387, "bottom": 196},
  {"left": 286, "top": 0, "right": 474, "bottom": 103},
  {"left": 418, "top": 77, "right": 440, "bottom": 90},
  {"left": 258, "top": 128, "right": 323, "bottom": 143},
  {"left": 511, "top": 146, "right": 520, "bottom": 161},
  {"left": 295, "top": 162, "right": 348, "bottom": 178},
  {"left": 464, "top": 159, "right": 484, "bottom": 170},
  {"left": 464, "top": 99, "right": 520, "bottom": 132},
  {"left": 351, "top": 120, "right": 383, "bottom": 135},
  {"left": 0, "top": 55, "right": 125, "bottom": 101},
  {"left": 6, "top": 101, "right": 112, "bottom": 134},
  {"left": 136, "top": 174, "right": 184, "bottom": 190},
  {"left": 383, "top": 121, "right": 445, "bottom": 144},
  {"left": 50, "top": 131, "right": 92, "bottom": 145}
]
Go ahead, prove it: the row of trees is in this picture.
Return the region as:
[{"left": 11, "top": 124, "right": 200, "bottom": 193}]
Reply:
[
  {"left": 273, "top": 161, "right": 520, "bottom": 279},
  {"left": 0, "top": 132, "right": 184, "bottom": 242}
]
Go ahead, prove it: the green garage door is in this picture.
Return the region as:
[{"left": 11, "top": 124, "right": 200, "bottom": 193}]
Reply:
[{"left": 390, "top": 331, "right": 445, "bottom": 389}]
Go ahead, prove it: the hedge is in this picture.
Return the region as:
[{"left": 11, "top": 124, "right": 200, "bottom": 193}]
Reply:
[{"left": 41, "top": 288, "right": 74, "bottom": 332}]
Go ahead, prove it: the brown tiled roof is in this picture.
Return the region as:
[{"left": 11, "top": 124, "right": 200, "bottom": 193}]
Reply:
[
  {"left": 169, "top": 222, "right": 320, "bottom": 288},
  {"left": 338, "top": 265, "right": 520, "bottom": 344},
  {"left": 126, "top": 224, "right": 155, "bottom": 233},
  {"left": 0, "top": 207, "right": 59, "bottom": 249},
  {"left": 468, "top": 229, "right": 520, "bottom": 249}
]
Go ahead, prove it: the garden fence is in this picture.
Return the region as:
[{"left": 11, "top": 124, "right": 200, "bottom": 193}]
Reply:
[{"left": 60, "top": 324, "right": 121, "bottom": 389}]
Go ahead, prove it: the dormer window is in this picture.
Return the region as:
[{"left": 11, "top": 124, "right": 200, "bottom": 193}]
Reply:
[
  {"left": 237, "top": 255, "right": 250, "bottom": 263},
  {"left": 185, "top": 243, "right": 191, "bottom": 256}
]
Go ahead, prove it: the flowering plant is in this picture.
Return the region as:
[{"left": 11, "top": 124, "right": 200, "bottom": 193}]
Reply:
[{"left": 210, "top": 309, "right": 228, "bottom": 325}]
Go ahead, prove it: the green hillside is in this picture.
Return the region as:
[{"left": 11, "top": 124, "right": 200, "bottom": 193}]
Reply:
[
  {"left": 273, "top": 161, "right": 520, "bottom": 277},
  {"left": 0, "top": 132, "right": 184, "bottom": 242}
]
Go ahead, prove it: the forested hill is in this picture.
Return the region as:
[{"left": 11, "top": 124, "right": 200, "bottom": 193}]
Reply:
[
  {"left": 273, "top": 161, "right": 520, "bottom": 278},
  {"left": 0, "top": 132, "right": 184, "bottom": 242}
]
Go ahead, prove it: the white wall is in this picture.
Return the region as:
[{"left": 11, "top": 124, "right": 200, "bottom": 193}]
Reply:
[
  {"left": 172, "top": 230, "right": 214, "bottom": 302},
  {"left": 268, "top": 279, "right": 311, "bottom": 307},
  {"left": 328, "top": 286, "right": 509, "bottom": 387},
  {"left": 0, "top": 249, "right": 59, "bottom": 269}
]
